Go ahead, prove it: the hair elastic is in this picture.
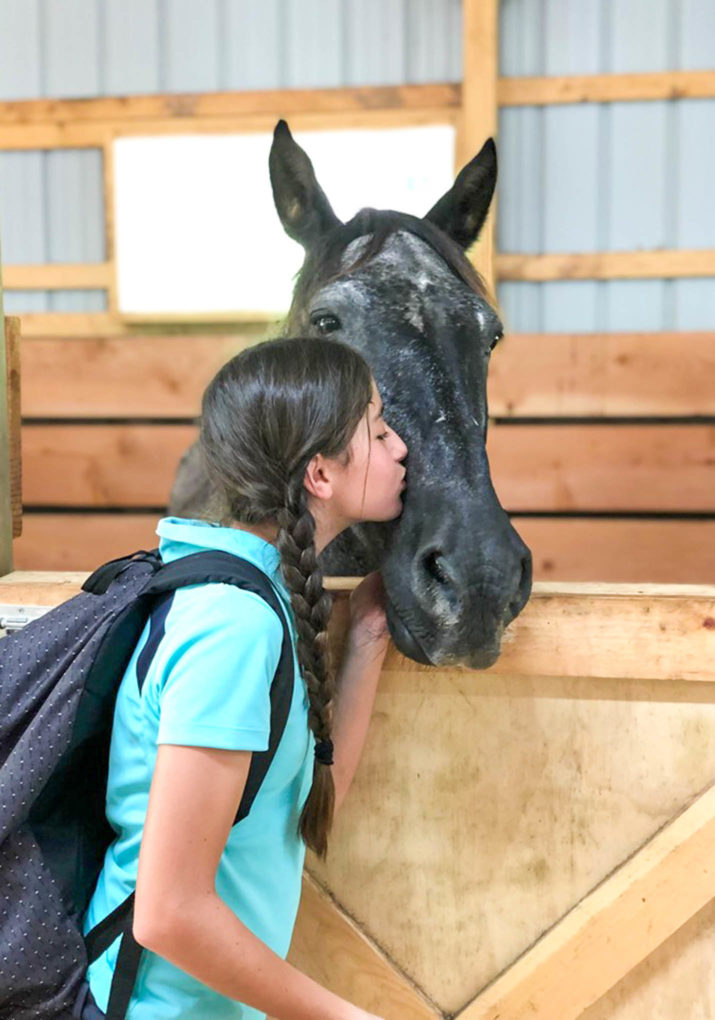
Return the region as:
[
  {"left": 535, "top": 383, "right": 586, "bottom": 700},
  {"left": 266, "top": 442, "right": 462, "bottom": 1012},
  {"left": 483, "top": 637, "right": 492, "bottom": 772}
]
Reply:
[{"left": 314, "top": 738, "right": 334, "bottom": 766}]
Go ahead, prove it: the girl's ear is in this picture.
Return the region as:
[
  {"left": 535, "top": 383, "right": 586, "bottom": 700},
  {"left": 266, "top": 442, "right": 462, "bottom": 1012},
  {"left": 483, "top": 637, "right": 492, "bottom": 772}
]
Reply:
[{"left": 303, "top": 454, "right": 334, "bottom": 501}]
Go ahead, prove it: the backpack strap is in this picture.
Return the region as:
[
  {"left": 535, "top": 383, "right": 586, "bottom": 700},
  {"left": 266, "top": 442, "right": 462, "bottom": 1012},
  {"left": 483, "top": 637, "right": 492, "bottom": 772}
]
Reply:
[
  {"left": 138, "top": 550, "right": 296, "bottom": 824},
  {"left": 85, "top": 549, "right": 297, "bottom": 1020}
]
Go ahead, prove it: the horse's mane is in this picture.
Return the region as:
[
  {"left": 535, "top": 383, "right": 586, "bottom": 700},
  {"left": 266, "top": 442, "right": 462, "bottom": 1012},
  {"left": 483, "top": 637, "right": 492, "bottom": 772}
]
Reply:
[{"left": 283, "top": 208, "right": 494, "bottom": 333}]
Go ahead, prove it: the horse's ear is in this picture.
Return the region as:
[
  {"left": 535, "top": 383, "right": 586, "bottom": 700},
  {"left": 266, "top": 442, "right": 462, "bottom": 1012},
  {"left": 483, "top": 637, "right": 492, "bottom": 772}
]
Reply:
[
  {"left": 424, "top": 137, "right": 497, "bottom": 250},
  {"left": 269, "top": 120, "right": 342, "bottom": 249}
]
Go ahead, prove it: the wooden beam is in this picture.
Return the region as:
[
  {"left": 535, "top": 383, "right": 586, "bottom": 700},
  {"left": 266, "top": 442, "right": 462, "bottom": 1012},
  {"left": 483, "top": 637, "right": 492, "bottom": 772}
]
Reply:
[
  {"left": 0, "top": 258, "right": 11, "bottom": 575},
  {"left": 16, "top": 313, "right": 271, "bottom": 336},
  {"left": 0, "top": 84, "right": 461, "bottom": 126},
  {"left": 457, "top": 0, "right": 499, "bottom": 291},
  {"left": 5, "top": 318, "right": 21, "bottom": 539},
  {"left": 497, "top": 249, "right": 715, "bottom": 281},
  {"left": 285, "top": 873, "right": 440, "bottom": 1020},
  {"left": 498, "top": 69, "right": 715, "bottom": 107},
  {"left": 457, "top": 779, "right": 715, "bottom": 1019},
  {"left": 3, "top": 263, "right": 112, "bottom": 290},
  {"left": 17, "top": 331, "right": 715, "bottom": 419},
  {"left": 0, "top": 103, "right": 459, "bottom": 151},
  {"left": 18, "top": 422, "right": 715, "bottom": 514},
  {"left": 102, "top": 136, "right": 119, "bottom": 315}
]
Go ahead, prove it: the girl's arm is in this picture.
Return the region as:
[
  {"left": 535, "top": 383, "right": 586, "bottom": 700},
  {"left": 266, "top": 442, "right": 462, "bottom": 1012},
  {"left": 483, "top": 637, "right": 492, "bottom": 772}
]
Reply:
[
  {"left": 133, "top": 743, "right": 379, "bottom": 1020},
  {"left": 331, "top": 627, "right": 389, "bottom": 815}
]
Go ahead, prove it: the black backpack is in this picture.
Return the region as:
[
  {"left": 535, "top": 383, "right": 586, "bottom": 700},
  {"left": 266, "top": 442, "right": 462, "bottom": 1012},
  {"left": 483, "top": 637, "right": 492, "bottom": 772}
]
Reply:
[{"left": 0, "top": 547, "right": 295, "bottom": 1020}]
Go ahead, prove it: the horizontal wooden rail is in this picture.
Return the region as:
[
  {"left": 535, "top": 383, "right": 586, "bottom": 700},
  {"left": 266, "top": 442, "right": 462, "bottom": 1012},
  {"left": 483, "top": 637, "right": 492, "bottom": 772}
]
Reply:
[
  {"left": 17, "top": 332, "right": 715, "bottom": 418},
  {"left": 498, "top": 69, "right": 715, "bottom": 106},
  {"left": 10, "top": 514, "right": 715, "bottom": 584},
  {"left": 0, "top": 70, "right": 711, "bottom": 142},
  {"left": 2, "top": 571, "right": 713, "bottom": 684},
  {"left": 3, "top": 263, "right": 112, "bottom": 290},
  {"left": 18, "top": 422, "right": 715, "bottom": 513},
  {"left": 497, "top": 250, "right": 715, "bottom": 281}
]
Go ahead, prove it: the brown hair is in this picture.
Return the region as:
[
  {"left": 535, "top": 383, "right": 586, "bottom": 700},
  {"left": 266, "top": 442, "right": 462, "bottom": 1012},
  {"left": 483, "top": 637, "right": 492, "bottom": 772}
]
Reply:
[{"left": 199, "top": 335, "right": 374, "bottom": 858}]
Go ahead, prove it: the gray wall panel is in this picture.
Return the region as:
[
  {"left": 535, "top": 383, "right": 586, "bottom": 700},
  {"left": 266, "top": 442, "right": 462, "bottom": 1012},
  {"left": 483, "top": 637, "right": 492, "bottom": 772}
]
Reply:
[
  {"left": 406, "top": 0, "right": 461, "bottom": 82},
  {"left": 680, "top": 0, "right": 715, "bottom": 69},
  {"left": 608, "top": 102, "right": 669, "bottom": 250},
  {"left": 3, "top": 291, "right": 48, "bottom": 312},
  {"left": 542, "top": 105, "right": 600, "bottom": 251},
  {"left": 0, "top": 0, "right": 42, "bottom": 99},
  {"left": 543, "top": 0, "right": 603, "bottom": 75},
  {"left": 344, "top": 0, "right": 406, "bottom": 85},
  {"left": 224, "top": 0, "right": 282, "bottom": 90},
  {"left": 104, "top": 0, "right": 161, "bottom": 94},
  {"left": 608, "top": 0, "right": 671, "bottom": 72},
  {"left": 0, "top": 152, "right": 46, "bottom": 262},
  {"left": 44, "top": 0, "right": 100, "bottom": 98},
  {"left": 45, "top": 150, "right": 104, "bottom": 262},
  {"left": 674, "top": 279, "right": 715, "bottom": 330},
  {"left": 676, "top": 99, "right": 715, "bottom": 248},
  {"left": 163, "top": 0, "right": 220, "bottom": 91},
  {"left": 284, "top": 0, "right": 343, "bottom": 88}
]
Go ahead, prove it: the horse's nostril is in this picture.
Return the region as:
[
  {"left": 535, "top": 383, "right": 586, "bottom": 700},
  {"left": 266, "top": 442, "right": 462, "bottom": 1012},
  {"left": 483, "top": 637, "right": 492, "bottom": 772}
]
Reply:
[{"left": 424, "top": 549, "right": 451, "bottom": 588}]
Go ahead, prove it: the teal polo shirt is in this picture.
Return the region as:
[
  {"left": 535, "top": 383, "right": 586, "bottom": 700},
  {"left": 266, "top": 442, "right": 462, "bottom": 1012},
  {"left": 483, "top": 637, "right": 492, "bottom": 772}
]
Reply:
[{"left": 82, "top": 516, "right": 314, "bottom": 1019}]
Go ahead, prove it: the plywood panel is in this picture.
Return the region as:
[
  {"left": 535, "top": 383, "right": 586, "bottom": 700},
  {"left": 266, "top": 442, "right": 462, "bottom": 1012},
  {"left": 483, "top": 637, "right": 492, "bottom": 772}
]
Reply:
[{"left": 308, "top": 656, "right": 715, "bottom": 1011}]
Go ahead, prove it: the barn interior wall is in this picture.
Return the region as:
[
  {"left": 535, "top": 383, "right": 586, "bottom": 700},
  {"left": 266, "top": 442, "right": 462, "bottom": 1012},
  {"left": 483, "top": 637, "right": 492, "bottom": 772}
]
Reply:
[{"left": 0, "top": 0, "right": 713, "bottom": 329}]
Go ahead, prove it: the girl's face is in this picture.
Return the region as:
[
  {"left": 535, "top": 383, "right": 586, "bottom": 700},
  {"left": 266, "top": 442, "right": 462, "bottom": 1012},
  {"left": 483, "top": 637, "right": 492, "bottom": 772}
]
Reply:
[{"left": 333, "top": 377, "right": 408, "bottom": 526}]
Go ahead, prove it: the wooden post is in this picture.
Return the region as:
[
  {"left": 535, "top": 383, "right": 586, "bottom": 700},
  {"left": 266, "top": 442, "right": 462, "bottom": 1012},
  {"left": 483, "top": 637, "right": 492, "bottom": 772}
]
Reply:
[
  {"left": 457, "top": 0, "right": 499, "bottom": 291},
  {"left": 0, "top": 233, "right": 13, "bottom": 576}
]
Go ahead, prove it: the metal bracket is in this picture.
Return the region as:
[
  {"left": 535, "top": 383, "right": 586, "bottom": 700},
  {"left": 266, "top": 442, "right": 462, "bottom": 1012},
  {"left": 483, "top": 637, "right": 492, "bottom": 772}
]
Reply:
[{"left": 0, "top": 603, "right": 50, "bottom": 635}]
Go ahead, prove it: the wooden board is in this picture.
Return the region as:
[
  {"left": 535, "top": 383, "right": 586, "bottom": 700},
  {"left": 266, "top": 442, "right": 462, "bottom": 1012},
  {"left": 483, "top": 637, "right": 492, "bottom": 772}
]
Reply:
[
  {"left": 5, "top": 317, "right": 21, "bottom": 539},
  {"left": 2, "top": 565, "right": 714, "bottom": 1015},
  {"left": 18, "top": 332, "right": 714, "bottom": 418},
  {"left": 11, "top": 513, "right": 715, "bottom": 583},
  {"left": 18, "top": 421, "right": 715, "bottom": 512}
]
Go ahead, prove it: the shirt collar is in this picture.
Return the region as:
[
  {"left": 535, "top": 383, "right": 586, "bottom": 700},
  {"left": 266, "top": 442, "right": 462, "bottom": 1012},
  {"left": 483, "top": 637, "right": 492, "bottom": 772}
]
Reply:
[{"left": 155, "top": 516, "right": 288, "bottom": 601}]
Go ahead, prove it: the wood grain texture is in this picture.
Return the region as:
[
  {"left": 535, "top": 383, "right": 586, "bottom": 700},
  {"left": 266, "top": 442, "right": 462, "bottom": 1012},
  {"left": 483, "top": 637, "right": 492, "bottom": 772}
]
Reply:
[
  {"left": 283, "top": 873, "right": 440, "bottom": 1019},
  {"left": 19, "top": 332, "right": 714, "bottom": 418},
  {"left": 5, "top": 318, "right": 22, "bottom": 539},
  {"left": 459, "top": 781, "right": 715, "bottom": 1018},
  {"left": 11, "top": 514, "right": 715, "bottom": 583},
  {"left": 458, "top": 0, "right": 498, "bottom": 288},
  {"left": 497, "top": 249, "right": 715, "bottom": 281},
  {"left": 19, "top": 421, "right": 715, "bottom": 512}
]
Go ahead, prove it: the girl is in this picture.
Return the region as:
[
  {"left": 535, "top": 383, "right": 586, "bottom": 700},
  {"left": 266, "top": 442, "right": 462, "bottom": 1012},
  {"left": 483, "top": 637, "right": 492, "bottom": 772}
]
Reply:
[{"left": 78, "top": 335, "right": 409, "bottom": 1019}]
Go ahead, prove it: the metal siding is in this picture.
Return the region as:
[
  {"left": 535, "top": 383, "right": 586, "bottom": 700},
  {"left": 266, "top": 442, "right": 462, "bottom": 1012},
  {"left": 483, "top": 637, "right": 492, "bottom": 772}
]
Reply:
[
  {"left": 680, "top": 0, "right": 715, "bottom": 69},
  {"left": 104, "top": 0, "right": 161, "bottom": 94},
  {"left": 406, "top": 0, "right": 461, "bottom": 82},
  {"left": 0, "top": 1, "right": 712, "bottom": 326},
  {"left": 344, "top": 0, "right": 407, "bottom": 86},
  {"left": 283, "top": 0, "right": 343, "bottom": 88},
  {"left": 43, "top": 0, "right": 101, "bottom": 98},
  {"left": 0, "top": 0, "right": 42, "bottom": 100},
  {"left": 224, "top": 0, "right": 283, "bottom": 90},
  {"left": 162, "top": 0, "right": 221, "bottom": 91}
]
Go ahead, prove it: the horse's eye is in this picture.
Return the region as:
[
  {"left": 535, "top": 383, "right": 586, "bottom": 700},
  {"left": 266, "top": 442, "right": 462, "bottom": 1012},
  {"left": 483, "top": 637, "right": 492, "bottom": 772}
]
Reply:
[
  {"left": 310, "top": 311, "right": 341, "bottom": 334},
  {"left": 489, "top": 330, "right": 503, "bottom": 352}
]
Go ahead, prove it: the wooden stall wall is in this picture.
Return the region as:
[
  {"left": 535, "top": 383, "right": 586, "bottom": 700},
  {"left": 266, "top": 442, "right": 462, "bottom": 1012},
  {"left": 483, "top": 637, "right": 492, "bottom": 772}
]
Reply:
[{"left": 1, "top": 1, "right": 713, "bottom": 580}]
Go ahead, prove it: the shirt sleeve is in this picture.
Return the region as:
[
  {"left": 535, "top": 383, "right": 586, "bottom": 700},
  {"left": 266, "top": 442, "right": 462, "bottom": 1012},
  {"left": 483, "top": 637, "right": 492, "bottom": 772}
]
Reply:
[{"left": 156, "top": 585, "right": 284, "bottom": 751}]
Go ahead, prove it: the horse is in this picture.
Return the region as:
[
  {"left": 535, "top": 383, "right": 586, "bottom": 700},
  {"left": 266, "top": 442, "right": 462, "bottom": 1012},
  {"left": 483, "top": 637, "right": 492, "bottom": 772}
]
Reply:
[{"left": 168, "top": 119, "right": 532, "bottom": 671}]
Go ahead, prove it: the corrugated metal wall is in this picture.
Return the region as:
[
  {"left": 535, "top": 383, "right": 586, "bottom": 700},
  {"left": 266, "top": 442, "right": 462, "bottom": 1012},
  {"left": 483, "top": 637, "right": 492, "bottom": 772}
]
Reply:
[
  {"left": 0, "top": 0, "right": 712, "bottom": 330},
  {"left": 498, "top": 0, "right": 715, "bottom": 332}
]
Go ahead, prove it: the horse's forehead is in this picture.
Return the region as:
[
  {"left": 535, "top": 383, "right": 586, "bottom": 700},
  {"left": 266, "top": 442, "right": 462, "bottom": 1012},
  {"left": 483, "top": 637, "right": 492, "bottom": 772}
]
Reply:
[{"left": 339, "top": 229, "right": 457, "bottom": 287}]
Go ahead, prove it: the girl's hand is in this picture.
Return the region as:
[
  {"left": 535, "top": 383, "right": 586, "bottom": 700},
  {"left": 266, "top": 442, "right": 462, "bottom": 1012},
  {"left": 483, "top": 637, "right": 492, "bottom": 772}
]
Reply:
[{"left": 347, "top": 570, "right": 390, "bottom": 647}]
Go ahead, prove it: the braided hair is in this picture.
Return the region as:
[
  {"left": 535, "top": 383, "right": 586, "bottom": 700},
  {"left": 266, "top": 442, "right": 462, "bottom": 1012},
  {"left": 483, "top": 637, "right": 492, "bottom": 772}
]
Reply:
[{"left": 198, "top": 336, "right": 374, "bottom": 858}]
